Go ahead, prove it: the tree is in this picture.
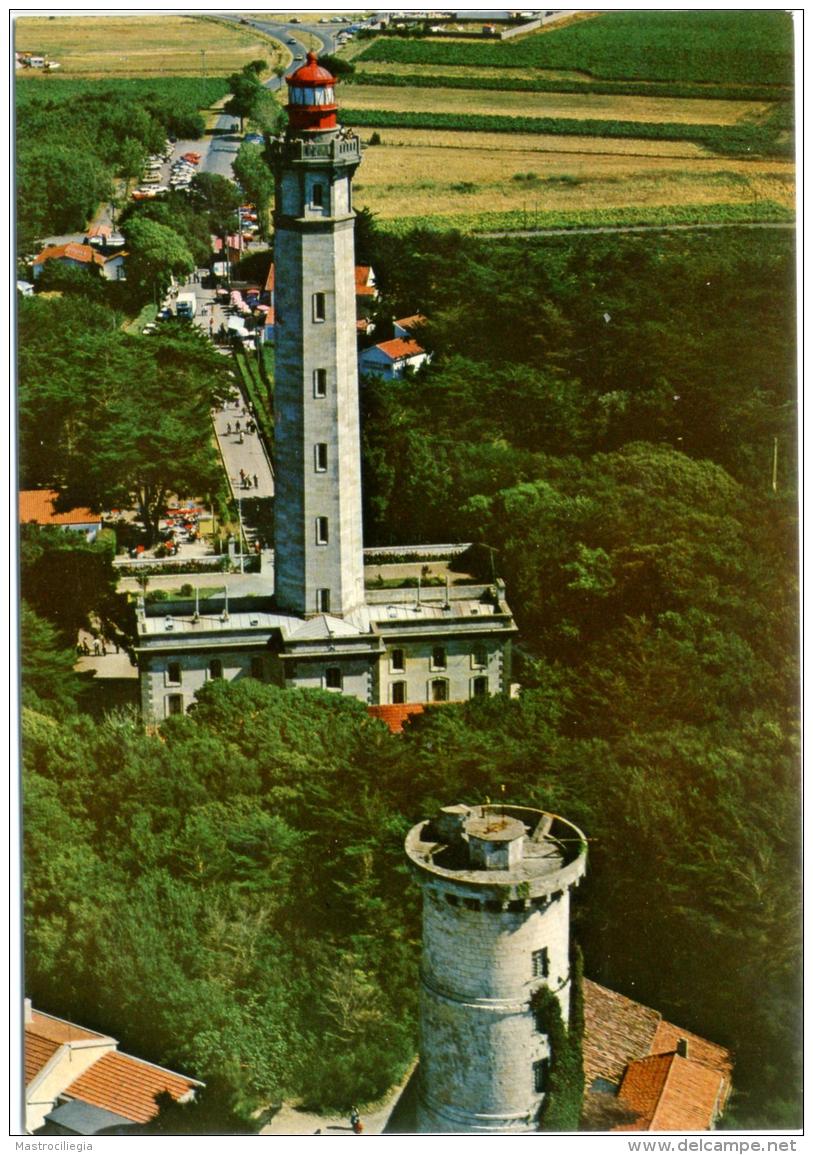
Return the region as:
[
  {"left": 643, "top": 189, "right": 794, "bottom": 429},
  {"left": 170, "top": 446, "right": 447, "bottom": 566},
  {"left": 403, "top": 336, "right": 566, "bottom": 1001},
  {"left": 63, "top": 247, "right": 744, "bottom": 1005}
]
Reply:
[
  {"left": 20, "top": 603, "right": 87, "bottom": 716},
  {"left": 123, "top": 217, "right": 195, "bottom": 296},
  {"left": 232, "top": 144, "right": 274, "bottom": 237},
  {"left": 19, "top": 298, "right": 232, "bottom": 544},
  {"left": 20, "top": 524, "right": 134, "bottom": 649},
  {"left": 188, "top": 172, "right": 241, "bottom": 238},
  {"left": 224, "top": 68, "right": 263, "bottom": 132}
]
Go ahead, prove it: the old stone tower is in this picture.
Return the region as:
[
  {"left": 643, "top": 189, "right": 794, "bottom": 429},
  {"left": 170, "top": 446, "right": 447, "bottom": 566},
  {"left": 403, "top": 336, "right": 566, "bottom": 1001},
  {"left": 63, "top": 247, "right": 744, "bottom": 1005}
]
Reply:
[
  {"left": 270, "top": 53, "right": 365, "bottom": 619},
  {"left": 405, "top": 803, "right": 587, "bottom": 1132}
]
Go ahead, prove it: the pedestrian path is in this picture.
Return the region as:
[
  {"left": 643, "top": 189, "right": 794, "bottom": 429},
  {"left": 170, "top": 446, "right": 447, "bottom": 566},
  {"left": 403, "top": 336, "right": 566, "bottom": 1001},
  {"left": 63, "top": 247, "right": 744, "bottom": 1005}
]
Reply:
[{"left": 212, "top": 392, "right": 274, "bottom": 501}]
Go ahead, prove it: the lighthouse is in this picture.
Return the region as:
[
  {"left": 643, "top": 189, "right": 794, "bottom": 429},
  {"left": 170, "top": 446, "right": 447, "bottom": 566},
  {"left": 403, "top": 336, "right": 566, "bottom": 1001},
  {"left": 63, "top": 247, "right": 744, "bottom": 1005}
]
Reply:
[
  {"left": 136, "top": 58, "right": 518, "bottom": 721},
  {"left": 405, "top": 803, "right": 587, "bottom": 1132},
  {"left": 269, "top": 54, "right": 365, "bottom": 619}
]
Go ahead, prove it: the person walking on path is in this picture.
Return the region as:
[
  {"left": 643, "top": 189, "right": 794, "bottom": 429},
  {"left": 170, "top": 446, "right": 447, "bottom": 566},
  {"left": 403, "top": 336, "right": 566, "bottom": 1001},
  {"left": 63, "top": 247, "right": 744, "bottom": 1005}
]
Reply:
[{"left": 253, "top": 474, "right": 258, "bottom": 489}]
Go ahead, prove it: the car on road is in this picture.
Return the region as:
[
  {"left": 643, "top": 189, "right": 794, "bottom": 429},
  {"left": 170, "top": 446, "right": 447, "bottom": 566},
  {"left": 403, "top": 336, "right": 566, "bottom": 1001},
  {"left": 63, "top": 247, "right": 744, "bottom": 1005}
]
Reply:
[{"left": 287, "top": 36, "right": 297, "bottom": 43}]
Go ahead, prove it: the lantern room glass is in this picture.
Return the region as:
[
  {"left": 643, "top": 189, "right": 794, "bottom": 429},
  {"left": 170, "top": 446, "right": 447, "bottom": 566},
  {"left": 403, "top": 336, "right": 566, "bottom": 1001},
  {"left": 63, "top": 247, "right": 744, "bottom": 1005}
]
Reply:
[{"left": 290, "top": 85, "right": 335, "bottom": 106}]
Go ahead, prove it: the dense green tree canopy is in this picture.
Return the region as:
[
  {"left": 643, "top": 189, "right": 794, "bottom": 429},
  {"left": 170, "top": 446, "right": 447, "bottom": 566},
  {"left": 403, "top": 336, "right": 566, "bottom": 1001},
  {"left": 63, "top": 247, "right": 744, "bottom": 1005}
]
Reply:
[
  {"left": 18, "top": 296, "right": 231, "bottom": 541},
  {"left": 123, "top": 216, "right": 196, "bottom": 295}
]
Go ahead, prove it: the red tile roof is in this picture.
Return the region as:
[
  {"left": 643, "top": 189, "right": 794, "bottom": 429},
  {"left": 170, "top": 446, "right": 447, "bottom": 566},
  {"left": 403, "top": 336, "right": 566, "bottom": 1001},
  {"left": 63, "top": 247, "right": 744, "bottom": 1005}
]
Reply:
[
  {"left": 582, "top": 980, "right": 733, "bottom": 1132},
  {"left": 25, "top": 1032, "right": 61, "bottom": 1084},
  {"left": 27, "top": 1011, "right": 105, "bottom": 1046},
  {"left": 264, "top": 264, "right": 275, "bottom": 293},
  {"left": 370, "top": 338, "right": 425, "bottom": 362},
  {"left": 616, "top": 1052, "right": 727, "bottom": 1131},
  {"left": 64, "top": 1051, "right": 201, "bottom": 1125},
  {"left": 582, "top": 980, "right": 661, "bottom": 1086},
  {"left": 25, "top": 1011, "right": 109, "bottom": 1085},
  {"left": 33, "top": 243, "right": 105, "bottom": 268},
  {"left": 19, "top": 489, "right": 100, "bottom": 527},
  {"left": 394, "top": 313, "right": 426, "bottom": 329},
  {"left": 367, "top": 703, "right": 425, "bottom": 733},
  {"left": 652, "top": 1019, "right": 733, "bottom": 1083}
]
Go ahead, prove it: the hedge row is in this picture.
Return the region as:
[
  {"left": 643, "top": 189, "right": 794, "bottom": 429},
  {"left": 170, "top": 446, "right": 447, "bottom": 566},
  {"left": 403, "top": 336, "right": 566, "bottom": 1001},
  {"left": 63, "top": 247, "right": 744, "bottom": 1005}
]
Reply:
[
  {"left": 371, "top": 201, "right": 795, "bottom": 238},
  {"left": 343, "top": 106, "right": 793, "bottom": 158}
]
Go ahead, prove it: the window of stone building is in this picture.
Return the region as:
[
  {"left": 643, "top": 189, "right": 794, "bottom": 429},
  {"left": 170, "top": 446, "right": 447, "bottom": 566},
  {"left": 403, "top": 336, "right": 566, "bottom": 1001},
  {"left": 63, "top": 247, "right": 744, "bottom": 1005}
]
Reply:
[
  {"left": 251, "top": 657, "right": 264, "bottom": 680},
  {"left": 533, "top": 1058, "right": 550, "bottom": 1094},
  {"left": 472, "top": 676, "right": 488, "bottom": 698},
  {"left": 316, "top": 516, "right": 329, "bottom": 545},
  {"left": 312, "top": 182, "right": 324, "bottom": 208},
  {"left": 472, "top": 645, "right": 488, "bottom": 669},
  {"left": 325, "top": 666, "right": 342, "bottom": 690},
  {"left": 392, "top": 681, "right": 406, "bottom": 704},
  {"left": 166, "top": 694, "right": 183, "bottom": 716},
  {"left": 314, "top": 368, "right": 327, "bottom": 397},
  {"left": 317, "top": 588, "right": 331, "bottom": 613},
  {"left": 313, "top": 292, "right": 326, "bottom": 322},
  {"left": 431, "top": 646, "right": 446, "bottom": 670},
  {"left": 314, "top": 443, "right": 328, "bottom": 472},
  {"left": 391, "top": 648, "right": 405, "bottom": 672},
  {"left": 167, "top": 661, "right": 181, "bottom": 685},
  {"left": 532, "top": 947, "right": 549, "bottom": 979},
  {"left": 431, "top": 678, "right": 448, "bottom": 702},
  {"left": 209, "top": 658, "right": 223, "bottom": 680}
]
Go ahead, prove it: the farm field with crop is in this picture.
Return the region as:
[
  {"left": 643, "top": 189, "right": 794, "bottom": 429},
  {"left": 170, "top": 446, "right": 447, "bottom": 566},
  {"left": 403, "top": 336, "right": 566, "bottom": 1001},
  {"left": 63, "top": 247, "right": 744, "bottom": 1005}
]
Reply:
[
  {"left": 353, "top": 132, "right": 794, "bottom": 227},
  {"left": 338, "top": 9, "right": 795, "bottom": 232},
  {"left": 13, "top": 13, "right": 286, "bottom": 77},
  {"left": 341, "top": 85, "right": 770, "bottom": 127},
  {"left": 357, "top": 10, "right": 794, "bottom": 87}
]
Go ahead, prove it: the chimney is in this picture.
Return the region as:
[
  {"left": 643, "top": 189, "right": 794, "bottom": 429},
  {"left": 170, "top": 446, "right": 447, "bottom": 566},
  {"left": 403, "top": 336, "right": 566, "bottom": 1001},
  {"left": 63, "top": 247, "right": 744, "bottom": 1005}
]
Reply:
[
  {"left": 676, "top": 1038, "right": 689, "bottom": 1059},
  {"left": 24, "top": 998, "right": 33, "bottom": 1024}
]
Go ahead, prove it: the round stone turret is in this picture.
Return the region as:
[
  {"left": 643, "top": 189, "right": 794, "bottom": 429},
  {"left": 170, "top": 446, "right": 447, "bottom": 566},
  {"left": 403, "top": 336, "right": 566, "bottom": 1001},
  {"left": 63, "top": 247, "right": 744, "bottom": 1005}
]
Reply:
[{"left": 405, "top": 803, "right": 587, "bottom": 1133}]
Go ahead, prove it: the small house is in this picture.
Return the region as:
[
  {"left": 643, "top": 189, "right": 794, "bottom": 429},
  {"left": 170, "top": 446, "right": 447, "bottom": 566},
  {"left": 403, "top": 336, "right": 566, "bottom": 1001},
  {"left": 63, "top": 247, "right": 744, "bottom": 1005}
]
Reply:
[
  {"left": 358, "top": 337, "right": 430, "bottom": 380},
  {"left": 19, "top": 490, "right": 102, "bottom": 540},
  {"left": 32, "top": 243, "right": 105, "bottom": 279}
]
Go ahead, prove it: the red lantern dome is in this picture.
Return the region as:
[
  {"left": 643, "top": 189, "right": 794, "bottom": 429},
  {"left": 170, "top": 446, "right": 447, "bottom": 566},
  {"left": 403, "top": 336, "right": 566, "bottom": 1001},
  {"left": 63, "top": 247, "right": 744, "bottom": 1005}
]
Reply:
[{"left": 285, "top": 52, "right": 338, "bottom": 134}]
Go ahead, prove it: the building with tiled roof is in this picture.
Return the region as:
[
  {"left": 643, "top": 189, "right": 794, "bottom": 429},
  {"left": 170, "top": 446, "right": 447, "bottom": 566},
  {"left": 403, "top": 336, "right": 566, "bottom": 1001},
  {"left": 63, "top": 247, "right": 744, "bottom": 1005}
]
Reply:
[
  {"left": 19, "top": 489, "right": 102, "bottom": 539},
  {"left": 582, "top": 980, "right": 732, "bottom": 1131},
  {"left": 393, "top": 313, "right": 426, "bottom": 338},
  {"left": 32, "top": 242, "right": 106, "bottom": 277},
  {"left": 24, "top": 1001, "right": 202, "bottom": 1135},
  {"left": 358, "top": 337, "right": 430, "bottom": 380}
]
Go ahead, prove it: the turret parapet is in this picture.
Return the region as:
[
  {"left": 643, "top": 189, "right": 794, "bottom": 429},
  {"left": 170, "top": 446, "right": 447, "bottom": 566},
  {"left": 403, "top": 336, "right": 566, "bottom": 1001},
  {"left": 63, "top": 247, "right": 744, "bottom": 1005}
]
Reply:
[{"left": 405, "top": 803, "right": 587, "bottom": 905}]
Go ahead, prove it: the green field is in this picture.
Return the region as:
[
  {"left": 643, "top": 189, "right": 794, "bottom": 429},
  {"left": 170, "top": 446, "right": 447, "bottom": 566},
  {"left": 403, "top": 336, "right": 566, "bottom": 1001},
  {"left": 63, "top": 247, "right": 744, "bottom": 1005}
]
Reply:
[
  {"left": 15, "top": 75, "right": 229, "bottom": 112},
  {"left": 357, "top": 11, "right": 795, "bottom": 86}
]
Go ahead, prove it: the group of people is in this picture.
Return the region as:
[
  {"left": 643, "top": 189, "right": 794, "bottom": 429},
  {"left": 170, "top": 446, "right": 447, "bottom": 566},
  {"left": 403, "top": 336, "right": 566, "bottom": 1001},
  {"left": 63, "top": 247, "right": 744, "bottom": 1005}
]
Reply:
[{"left": 239, "top": 468, "right": 260, "bottom": 491}]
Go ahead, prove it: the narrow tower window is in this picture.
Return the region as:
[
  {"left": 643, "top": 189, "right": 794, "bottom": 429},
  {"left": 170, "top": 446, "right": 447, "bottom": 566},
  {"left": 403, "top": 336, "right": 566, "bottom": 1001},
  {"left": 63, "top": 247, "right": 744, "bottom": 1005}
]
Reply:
[
  {"left": 167, "top": 661, "right": 181, "bottom": 686},
  {"left": 250, "top": 657, "right": 264, "bottom": 680},
  {"left": 532, "top": 947, "right": 549, "bottom": 979},
  {"left": 392, "top": 681, "right": 407, "bottom": 704},
  {"left": 312, "top": 183, "right": 324, "bottom": 207},
  {"left": 313, "top": 368, "right": 327, "bottom": 397},
  {"left": 472, "top": 676, "right": 488, "bottom": 698},
  {"left": 533, "top": 1059, "right": 550, "bottom": 1094},
  {"left": 209, "top": 658, "right": 223, "bottom": 680},
  {"left": 317, "top": 588, "right": 331, "bottom": 613},
  {"left": 166, "top": 694, "right": 184, "bottom": 717},
  {"left": 391, "top": 648, "right": 405, "bottom": 672},
  {"left": 315, "top": 517, "right": 329, "bottom": 545},
  {"left": 314, "top": 443, "right": 328, "bottom": 472},
  {"left": 431, "top": 646, "right": 446, "bottom": 670},
  {"left": 325, "top": 667, "right": 342, "bottom": 690},
  {"left": 312, "top": 292, "right": 326, "bottom": 322}
]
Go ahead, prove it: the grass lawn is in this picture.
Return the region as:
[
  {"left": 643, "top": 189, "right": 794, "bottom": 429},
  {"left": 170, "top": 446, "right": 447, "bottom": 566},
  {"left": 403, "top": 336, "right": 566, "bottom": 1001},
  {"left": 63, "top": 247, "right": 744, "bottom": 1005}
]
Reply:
[{"left": 13, "top": 13, "right": 287, "bottom": 77}]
